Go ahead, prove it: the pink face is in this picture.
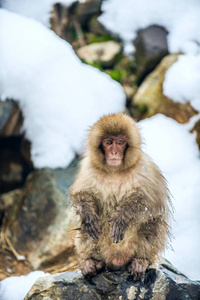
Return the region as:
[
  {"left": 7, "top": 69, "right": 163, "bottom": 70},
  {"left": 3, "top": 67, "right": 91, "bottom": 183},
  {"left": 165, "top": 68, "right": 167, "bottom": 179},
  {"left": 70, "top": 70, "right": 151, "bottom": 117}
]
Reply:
[{"left": 101, "top": 136, "right": 128, "bottom": 166}]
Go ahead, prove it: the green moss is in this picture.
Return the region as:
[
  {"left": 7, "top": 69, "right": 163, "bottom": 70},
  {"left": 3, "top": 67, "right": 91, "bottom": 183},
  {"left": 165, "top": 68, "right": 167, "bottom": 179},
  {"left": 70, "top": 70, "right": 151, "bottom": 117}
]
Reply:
[
  {"left": 82, "top": 59, "right": 104, "bottom": 71},
  {"left": 91, "top": 61, "right": 104, "bottom": 71},
  {"left": 87, "top": 34, "right": 114, "bottom": 44},
  {"left": 115, "top": 53, "right": 124, "bottom": 64},
  {"left": 106, "top": 69, "right": 122, "bottom": 82},
  {"left": 69, "top": 26, "right": 78, "bottom": 40},
  {"left": 138, "top": 104, "right": 148, "bottom": 113}
]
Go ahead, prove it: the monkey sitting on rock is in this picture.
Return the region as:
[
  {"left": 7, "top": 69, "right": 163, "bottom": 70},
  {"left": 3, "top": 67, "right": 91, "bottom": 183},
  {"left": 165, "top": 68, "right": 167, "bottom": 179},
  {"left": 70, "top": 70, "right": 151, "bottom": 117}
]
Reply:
[{"left": 69, "top": 113, "right": 171, "bottom": 280}]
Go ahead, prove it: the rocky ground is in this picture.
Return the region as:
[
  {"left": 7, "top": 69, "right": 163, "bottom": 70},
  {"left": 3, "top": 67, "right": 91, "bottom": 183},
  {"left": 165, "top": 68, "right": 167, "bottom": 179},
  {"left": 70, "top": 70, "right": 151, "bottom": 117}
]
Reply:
[{"left": 25, "top": 259, "right": 200, "bottom": 300}]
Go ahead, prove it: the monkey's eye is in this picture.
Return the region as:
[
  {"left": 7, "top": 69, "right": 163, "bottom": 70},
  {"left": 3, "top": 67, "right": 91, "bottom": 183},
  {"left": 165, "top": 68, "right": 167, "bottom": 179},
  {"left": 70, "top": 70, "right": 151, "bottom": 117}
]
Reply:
[
  {"left": 117, "top": 140, "right": 124, "bottom": 145},
  {"left": 105, "top": 140, "right": 112, "bottom": 145}
]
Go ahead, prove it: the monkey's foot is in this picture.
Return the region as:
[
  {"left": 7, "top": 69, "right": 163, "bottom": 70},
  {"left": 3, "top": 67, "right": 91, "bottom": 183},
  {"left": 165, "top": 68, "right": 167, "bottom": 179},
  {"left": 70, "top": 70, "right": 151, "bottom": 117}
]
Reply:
[
  {"left": 81, "top": 258, "right": 104, "bottom": 276},
  {"left": 128, "top": 259, "right": 148, "bottom": 280}
]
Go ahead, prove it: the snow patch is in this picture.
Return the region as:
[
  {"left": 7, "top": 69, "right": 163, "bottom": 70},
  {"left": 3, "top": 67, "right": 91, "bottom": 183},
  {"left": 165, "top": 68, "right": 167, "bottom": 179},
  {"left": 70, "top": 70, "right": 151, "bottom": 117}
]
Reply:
[
  {"left": 0, "top": 271, "right": 49, "bottom": 300},
  {"left": 163, "top": 54, "right": 200, "bottom": 112},
  {"left": 1, "top": 0, "right": 79, "bottom": 26},
  {"left": 140, "top": 114, "right": 200, "bottom": 280}
]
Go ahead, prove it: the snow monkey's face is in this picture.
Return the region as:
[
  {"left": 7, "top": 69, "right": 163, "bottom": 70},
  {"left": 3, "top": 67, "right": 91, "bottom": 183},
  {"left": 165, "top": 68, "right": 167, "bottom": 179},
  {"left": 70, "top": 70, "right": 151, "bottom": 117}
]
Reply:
[{"left": 101, "top": 135, "right": 128, "bottom": 166}]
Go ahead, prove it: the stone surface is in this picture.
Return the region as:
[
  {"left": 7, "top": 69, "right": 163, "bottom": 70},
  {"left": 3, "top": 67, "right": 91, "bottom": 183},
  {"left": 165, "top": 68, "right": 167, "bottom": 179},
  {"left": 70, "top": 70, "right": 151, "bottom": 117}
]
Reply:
[
  {"left": 122, "top": 85, "right": 137, "bottom": 102},
  {"left": 0, "top": 189, "right": 22, "bottom": 211},
  {"left": 0, "top": 100, "right": 23, "bottom": 136},
  {"left": 51, "top": 0, "right": 103, "bottom": 45},
  {"left": 77, "top": 41, "right": 122, "bottom": 67},
  {"left": 6, "top": 159, "right": 80, "bottom": 269},
  {"left": 0, "top": 100, "right": 32, "bottom": 194},
  {"left": 25, "top": 260, "right": 200, "bottom": 299},
  {"left": 191, "top": 118, "right": 200, "bottom": 149},
  {"left": 74, "top": 0, "right": 102, "bottom": 27},
  {"left": 0, "top": 137, "right": 33, "bottom": 194},
  {"left": 88, "top": 16, "right": 108, "bottom": 36},
  {"left": 130, "top": 54, "right": 197, "bottom": 123},
  {"left": 20, "top": 138, "right": 33, "bottom": 168},
  {"left": 134, "top": 25, "right": 168, "bottom": 82}
]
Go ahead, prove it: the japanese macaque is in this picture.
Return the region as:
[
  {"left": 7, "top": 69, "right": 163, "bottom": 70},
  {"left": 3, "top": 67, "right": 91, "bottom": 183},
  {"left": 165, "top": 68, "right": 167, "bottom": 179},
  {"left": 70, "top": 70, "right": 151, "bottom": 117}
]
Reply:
[{"left": 69, "top": 113, "right": 171, "bottom": 280}]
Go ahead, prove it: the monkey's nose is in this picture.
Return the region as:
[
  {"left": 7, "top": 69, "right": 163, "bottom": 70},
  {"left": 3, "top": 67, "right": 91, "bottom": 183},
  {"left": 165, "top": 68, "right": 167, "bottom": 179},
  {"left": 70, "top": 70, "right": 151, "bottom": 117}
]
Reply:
[{"left": 111, "top": 151, "right": 118, "bottom": 155}]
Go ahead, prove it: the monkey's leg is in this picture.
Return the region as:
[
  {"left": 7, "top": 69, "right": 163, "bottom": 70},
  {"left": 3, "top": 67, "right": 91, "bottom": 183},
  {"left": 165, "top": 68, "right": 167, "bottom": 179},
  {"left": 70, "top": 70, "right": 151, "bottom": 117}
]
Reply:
[
  {"left": 128, "top": 258, "right": 149, "bottom": 280},
  {"left": 82, "top": 258, "right": 104, "bottom": 276}
]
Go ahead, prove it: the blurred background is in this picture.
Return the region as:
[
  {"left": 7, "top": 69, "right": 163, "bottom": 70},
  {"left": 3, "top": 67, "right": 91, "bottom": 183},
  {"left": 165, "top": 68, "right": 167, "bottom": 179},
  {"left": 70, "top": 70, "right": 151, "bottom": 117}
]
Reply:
[{"left": 0, "top": 0, "right": 200, "bottom": 285}]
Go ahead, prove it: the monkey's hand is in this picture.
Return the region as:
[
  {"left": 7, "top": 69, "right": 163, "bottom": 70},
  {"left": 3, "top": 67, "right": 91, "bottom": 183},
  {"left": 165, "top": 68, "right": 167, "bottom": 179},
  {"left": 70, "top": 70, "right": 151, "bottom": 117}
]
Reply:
[
  {"left": 109, "top": 213, "right": 129, "bottom": 243},
  {"left": 82, "top": 212, "right": 101, "bottom": 240}
]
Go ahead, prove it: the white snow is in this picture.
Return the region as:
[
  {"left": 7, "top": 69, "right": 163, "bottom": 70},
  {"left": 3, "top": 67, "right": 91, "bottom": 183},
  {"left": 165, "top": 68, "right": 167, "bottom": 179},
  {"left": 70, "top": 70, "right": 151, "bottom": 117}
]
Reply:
[
  {"left": 0, "top": 9, "right": 125, "bottom": 168},
  {"left": 163, "top": 54, "right": 200, "bottom": 112},
  {"left": 140, "top": 114, "right": 200, "bottom": 280},
  {"left": 1, "top": 0, "right": 79, "bottom": 26},
  {"left": 0, "top": 271, "right": 49, "bottom": 300},
  {"left": 99, "top": 0, "right": 200, "bottom": 55}
]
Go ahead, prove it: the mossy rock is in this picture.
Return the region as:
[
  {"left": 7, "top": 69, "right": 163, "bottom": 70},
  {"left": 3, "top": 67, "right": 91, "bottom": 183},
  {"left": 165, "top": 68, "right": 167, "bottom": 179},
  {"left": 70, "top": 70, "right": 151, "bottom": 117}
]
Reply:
[{"left": 130, "top": 54, "right": 197, "bottom": 123}]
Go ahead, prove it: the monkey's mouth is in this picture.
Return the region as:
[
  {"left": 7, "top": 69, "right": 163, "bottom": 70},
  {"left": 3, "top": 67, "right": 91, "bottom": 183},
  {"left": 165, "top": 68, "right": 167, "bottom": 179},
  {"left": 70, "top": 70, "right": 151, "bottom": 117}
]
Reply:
[{"left": 107, "top": 159, "right": 122, "bottom": 166}]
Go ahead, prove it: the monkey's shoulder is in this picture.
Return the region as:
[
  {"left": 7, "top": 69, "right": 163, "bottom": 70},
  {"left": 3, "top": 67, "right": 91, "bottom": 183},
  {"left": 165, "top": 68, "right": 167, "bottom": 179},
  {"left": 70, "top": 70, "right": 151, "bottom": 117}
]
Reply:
[{"left": 71, "top": 154, "right": 166, "bottom": 198}]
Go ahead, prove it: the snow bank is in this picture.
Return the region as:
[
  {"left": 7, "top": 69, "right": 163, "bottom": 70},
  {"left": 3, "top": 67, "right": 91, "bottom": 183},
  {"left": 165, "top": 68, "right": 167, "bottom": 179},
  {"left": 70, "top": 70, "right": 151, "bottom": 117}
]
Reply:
[
  {"left": 1, "top": 0, "right": 80, "bottom": 26},
  {"left": 99, "top": 0, "right": 200, "bottom": 55},
  {"left": 140, "top": 114, "right": 200, "bottom": 280},
  {"left": 0, "top": 9, "right": 125, "bottom": 168},
  {"left": 163, "top": 54, "right": 200, "bottom": 112},
  {"left": 0, "top": 271, "right": 49, "bottom": 300}
]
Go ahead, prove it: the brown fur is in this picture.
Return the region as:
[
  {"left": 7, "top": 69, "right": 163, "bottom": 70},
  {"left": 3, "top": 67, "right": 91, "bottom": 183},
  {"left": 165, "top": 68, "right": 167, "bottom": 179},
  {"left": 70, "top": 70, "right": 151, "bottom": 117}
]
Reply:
[{"left": 69, "top": 113, "right": 171, "bottom": 276}]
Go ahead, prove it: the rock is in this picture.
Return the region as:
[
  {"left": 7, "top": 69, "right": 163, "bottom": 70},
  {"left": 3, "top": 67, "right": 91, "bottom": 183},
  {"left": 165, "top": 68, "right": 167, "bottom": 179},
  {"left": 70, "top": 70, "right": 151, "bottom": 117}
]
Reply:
[
  {"left": 0, "top": 189, "right": 23, "bottom": 231},
  {"left": 122, "top": 85, "right": 137, "bottom": 102},
  {"left": 0, "top": 100, "right": 23, "bottom": 136},
  {"left": 191, "top": 118, "right": 200, "bottom": 149},
  {"left": 7, "top": 159, "right": 80, "bottom": 269},
  {"left": 134, "top": 25, "right": 168, "bottom": 82},
  {"left": 0, "top": 189, "right": 22, "bottom": 211},
  {"left": 0, "top": 137, "right": 33, "bottom": 194},
  {"left": 25, "top": 260, "right": 200, "bottom": 300},
  {"left": 74, "top": 0, "right": 102, "bottom": 27},
  {"left": 20, "top": 138, "right": 33, "bottom": 168},
  {"left": 77, "top": 41, "right": 122, "bottom": 67},
  {"left": 88, "top": 16, "right": 109, "bottom": 36},
  {"left": 51, "top": 1, "right": 103, "bottom": 45},
  {"left": 0, "top": 100, "right": 32, "bottom": 193},
  {"left": 130, "top": 54, "right": 197, "bottom": 123}
]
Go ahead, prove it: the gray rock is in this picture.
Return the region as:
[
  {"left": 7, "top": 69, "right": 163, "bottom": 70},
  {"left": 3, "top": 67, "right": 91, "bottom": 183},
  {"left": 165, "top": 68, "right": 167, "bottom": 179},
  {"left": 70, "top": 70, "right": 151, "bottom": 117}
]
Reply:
[
  {"left": 7, "top": 159, "right": 80, "bottom": 269},
  {"left": 0, "top": 100, "right": 23, "bottom": 136},
  {"left": 25, "top": 260, "right": 200, "bottom": 299},
  {"left": 134, "top": 25, "right": 168, "bottom": 82}
]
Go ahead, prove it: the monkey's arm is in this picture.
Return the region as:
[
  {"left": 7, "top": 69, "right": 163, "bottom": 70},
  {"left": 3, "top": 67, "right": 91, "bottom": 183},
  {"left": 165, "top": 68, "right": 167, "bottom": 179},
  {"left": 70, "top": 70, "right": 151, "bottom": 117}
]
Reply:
[
  {"left": 70, "top": 191, "right": 101, "bottom": 239},
  {"left": 110, "top": 189, "right": 156, "bottom": 243}
]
